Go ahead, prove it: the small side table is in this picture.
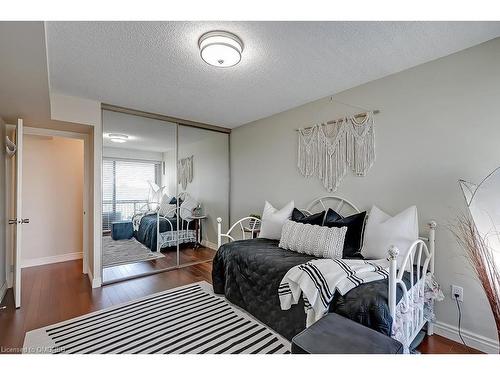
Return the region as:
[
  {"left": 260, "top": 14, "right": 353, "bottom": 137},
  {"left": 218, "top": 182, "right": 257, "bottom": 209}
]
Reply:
[
  {"left": 243, "top": 227, "right": 260, "bottom": 239},
  {"left": 189, "top": 215, "right": 207, "bottom": 249}
]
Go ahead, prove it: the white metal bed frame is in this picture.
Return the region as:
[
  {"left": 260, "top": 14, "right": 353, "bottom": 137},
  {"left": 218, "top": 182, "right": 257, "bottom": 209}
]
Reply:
[
  {"left": 216, "top": 195, "right": 437, "bottom": 349},
  {"left": 131, "top": 195, "right": 198, "bottom": 252},
  {"left": 156, "top": 205, "right": 197, "bottom": 250}
]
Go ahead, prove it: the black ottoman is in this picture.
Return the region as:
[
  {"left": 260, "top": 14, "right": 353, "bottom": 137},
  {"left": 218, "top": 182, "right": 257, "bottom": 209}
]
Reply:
[{"left": 291, "top": 313, "right": 404, "bottom": 354}]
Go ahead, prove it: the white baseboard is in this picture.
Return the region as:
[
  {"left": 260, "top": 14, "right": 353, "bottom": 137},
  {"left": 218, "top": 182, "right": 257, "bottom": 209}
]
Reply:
[
  {"left": 86, "top": 267, "right": 101, "bottom": 289},
  {"left": 91, "top": 276, "right": 102, "bottom": 289},
  {"left": 0, "top": 281, "right": 7, "bottom": 304},
  {"left": 21, "top": 252, "right": 83, "bottom": 268},
  {"left": 434, "top": 320, "right": 499, "bottom": 354},
  {"left": 201, "top": 239, "right": 218, "bottom": 250}
]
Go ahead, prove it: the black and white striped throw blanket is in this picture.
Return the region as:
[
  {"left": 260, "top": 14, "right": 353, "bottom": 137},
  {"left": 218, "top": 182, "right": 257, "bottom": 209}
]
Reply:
[{"left": 279, "top": 258, "right": 389, "bottom": 327}]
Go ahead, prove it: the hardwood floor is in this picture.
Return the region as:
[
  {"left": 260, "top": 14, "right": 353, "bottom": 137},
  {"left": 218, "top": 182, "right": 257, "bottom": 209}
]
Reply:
[
  {"left": 102, "top": 245, "right": 215, "bottom": 283},
  {"left": 418, "top": 333, "right": 481, "bottom": 354},
  {"left": 0, "top": 259, "right": 212, "bottom": 352},
  {"left": 0, "top": 259, "right": 480, "bottom": 354}
]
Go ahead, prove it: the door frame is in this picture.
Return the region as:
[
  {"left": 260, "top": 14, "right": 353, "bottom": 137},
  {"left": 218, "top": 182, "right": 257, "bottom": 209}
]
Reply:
[
  {"left": 23, "top": 127, "right": 91, "bottom": 276},
  {"left": 4, "top": 124, "right": 15, "bottom": 290}
]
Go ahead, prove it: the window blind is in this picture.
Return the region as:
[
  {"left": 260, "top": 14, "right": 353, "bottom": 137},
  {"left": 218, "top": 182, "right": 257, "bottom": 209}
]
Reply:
[{"left": 102, "top": 158, "right": 161, "bottom": 231}]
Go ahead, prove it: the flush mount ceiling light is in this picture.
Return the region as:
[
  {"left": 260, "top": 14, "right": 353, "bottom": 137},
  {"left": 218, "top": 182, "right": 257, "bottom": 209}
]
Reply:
[
  {"left": 108, "top": 133, "right": 129, "bottom": 143},
  {"left": 198, "top": 30, "right": 243, "bottom": 68}
]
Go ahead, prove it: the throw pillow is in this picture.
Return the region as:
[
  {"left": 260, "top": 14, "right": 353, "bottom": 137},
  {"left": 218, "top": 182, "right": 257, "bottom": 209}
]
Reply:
[
  {"left": 324, "top": 209, "right": 367, "bottom": 258},
  {"left": 159, "top": 194, "right": 176, "bottom": 218},
  {"left": 180, "top": 195, "right": 198, "bottom": 220},
  {"left": 361, "top": 205, "right": 418, "bottom": 267},
  {"left": 279, "top": 220, "right": 347, "bottom": 259},
  {"left": 291, "top": 208, "right": 326, "bottom": 226},
  {"left": 258, "top": 200, "right": 295, "bottom": 240}
]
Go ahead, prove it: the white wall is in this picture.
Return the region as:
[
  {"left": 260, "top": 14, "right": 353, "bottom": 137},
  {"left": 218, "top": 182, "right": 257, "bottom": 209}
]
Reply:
[
  {"left": 50, "top": 93, "right": 101, "bottom": 287},
  {"left": 162, "top": 149, "right": 177, "bottom": 197},
  {"left": 230, "top": 38, "right": 500, "bottom": 351},
  {"left": 21, "top": 135, "right": 84, "bottom": 267},
  {"left": 179, "top": 127, "right": 229, "bottom": 247}
]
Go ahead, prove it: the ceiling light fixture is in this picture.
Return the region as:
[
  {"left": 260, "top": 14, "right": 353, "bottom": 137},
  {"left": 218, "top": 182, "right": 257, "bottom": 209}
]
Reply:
[
  {"left": 198, "top": 30, "right": 243, "bottom": 68},
  {"left": 108, "top": 133, "right": 129, "bottom": 143}
]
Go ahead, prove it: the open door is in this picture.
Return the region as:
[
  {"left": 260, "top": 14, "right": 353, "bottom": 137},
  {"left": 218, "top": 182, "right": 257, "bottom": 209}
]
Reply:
[{"left": 9, "top": 119, "right": 25, "bottom": 308}]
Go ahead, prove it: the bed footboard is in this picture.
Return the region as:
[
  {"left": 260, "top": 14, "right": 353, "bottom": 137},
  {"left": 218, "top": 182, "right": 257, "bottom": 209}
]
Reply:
[
  {"left": 156, "top": 206, "right": 197, "bottom": 250},
  {"left": 388, "top": 221, "right": 437, "bottom": 347}
]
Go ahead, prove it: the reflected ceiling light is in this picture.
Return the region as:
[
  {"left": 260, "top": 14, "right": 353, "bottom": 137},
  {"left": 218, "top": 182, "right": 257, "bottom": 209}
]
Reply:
[
  {"left": 198, "top": 30, "right": 243, "bottom": 68},
  {"left": 108, "top": 133, "right": 129, "bottom": 143}
]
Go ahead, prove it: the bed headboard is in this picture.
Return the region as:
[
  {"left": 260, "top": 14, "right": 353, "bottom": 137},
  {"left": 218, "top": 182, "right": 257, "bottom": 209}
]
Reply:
[{"left": 305, "top": 195, "right": 360, "bottom": 217}]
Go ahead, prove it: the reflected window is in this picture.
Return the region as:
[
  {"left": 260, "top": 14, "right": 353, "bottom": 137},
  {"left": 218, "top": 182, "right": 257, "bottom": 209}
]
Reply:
[{"left": 102, "top": 158, "right": 161, "bottom": 232}]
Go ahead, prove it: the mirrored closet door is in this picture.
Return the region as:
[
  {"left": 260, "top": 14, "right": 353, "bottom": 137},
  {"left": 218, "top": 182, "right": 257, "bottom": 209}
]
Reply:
[
  {"left": 101, "top": 110, "right": 179, "bottom": 283},
  {"left": 101, "top": 109, "right": 229, "bottom": 283},
  {"left": 177, "top": 125, "right": 229, "bottom": 267}
]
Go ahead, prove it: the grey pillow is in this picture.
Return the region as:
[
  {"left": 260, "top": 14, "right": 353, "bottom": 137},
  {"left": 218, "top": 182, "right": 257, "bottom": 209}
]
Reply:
[{"left": 279, "top": 220, "right": 347, "bottom": 259}]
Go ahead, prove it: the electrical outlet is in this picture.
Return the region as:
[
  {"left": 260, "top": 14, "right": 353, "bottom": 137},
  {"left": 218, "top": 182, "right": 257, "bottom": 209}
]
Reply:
[{"left": 451, "top": 285, "right": 464, "bottom": 302}]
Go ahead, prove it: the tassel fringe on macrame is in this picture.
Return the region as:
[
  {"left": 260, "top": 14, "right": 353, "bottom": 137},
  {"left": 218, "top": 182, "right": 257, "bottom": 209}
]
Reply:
[{"left": 297, "top": 112, "right": 375, "bottom": 192}]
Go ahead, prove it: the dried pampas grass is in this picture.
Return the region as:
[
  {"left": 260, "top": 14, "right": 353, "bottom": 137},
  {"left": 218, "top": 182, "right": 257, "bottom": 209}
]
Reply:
[{"left": 451, "top": 213, "right": 500, "bottom": 353}]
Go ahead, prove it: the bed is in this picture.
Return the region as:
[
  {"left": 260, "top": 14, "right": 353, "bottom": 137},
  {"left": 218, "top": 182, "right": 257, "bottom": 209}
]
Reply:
[
  {"left": 212, "top": 196, "right": 436, "bottom": 350},
  {"left": 133, "top": 213, "right": 196, "bottom": 251},
  {"left": 132, "top": 199, "right": 198, "bottom": 252}
]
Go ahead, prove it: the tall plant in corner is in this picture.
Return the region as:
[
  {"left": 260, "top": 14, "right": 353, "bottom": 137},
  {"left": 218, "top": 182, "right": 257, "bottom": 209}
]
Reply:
[{"left": 453, "top": 170, "right": 500, "bottom": 353}]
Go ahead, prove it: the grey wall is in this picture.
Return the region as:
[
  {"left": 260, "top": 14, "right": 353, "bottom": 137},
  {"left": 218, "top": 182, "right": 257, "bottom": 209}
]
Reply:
[
  {"left": 230, "top": 38, "right": 500, "bottom": 346},
  {"left": 0, "top": 118, "right": 6, "bottom": 300},
  {"left": 179, "top": 126, "right": 230, "bottom": 247}
]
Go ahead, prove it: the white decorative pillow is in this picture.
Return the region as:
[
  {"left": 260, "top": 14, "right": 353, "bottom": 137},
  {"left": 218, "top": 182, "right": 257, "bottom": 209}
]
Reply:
[
  {"left": 361, "top": 205, "right": 418, "bottom": 267},
  {"left": 180, "top": 195, "right": 198, "bottom": 220},
  {"left": 279, "top": 220, "right": 347, "bottom": 259},
  {"left": 259, "top": 200, "right": 295, "bottom": 240},
  {"left": 158, "top": 194, "right": 176, "bottom": 218}
]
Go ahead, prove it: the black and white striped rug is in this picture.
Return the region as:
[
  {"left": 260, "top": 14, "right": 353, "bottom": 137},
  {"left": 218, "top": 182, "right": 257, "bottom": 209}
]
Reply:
[{"left": 23, "top": 282, "right": 290, "bottom": 354}]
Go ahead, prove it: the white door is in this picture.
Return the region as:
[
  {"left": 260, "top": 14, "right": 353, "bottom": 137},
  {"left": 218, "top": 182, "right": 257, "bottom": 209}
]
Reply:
[{"left": 12, "top": 118, "right": 24, "bottom": 308}]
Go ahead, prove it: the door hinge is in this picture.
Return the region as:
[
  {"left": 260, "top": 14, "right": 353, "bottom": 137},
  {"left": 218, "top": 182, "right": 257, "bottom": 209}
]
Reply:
[{"left": 8, "top": 219, "right": 17, "bottom": 225}]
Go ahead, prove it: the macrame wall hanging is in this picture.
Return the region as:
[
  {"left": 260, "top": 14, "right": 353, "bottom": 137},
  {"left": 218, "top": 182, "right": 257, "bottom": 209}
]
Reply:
[
  {"left": 297, "top": 111, "right": 375, "bottom": 192},
  {"left": 178, "top": 155, "right": 193, "bottom": 190}
]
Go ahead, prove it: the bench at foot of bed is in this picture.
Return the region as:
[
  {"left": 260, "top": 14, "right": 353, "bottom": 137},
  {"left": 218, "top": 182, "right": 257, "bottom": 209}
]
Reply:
[{"left": 291, "top": 313, "right": 404, "bottom": 354}]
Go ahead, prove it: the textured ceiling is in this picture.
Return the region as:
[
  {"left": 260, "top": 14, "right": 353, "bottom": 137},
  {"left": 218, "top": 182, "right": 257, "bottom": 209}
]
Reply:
[{"left": 46, "top": 21, "right": 500, "bottom": 128}]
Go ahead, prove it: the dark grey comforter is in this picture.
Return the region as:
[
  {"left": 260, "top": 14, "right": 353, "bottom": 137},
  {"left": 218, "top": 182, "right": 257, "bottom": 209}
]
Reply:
[
  {"left": 134, "top": 214, "right": 195, "bottom": 252},
  {"left": 212, "top": 238, "right": 411, "bottom": 340}
]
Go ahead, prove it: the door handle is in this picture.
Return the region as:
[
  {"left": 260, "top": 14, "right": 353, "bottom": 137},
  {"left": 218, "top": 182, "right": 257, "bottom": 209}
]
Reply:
[{"left": 8, "top": 218, "right": 29, "bottom": 224}]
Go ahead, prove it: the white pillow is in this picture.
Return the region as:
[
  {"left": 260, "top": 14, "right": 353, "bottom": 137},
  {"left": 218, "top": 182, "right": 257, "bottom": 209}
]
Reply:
[
  {"left": 361, "top": 205, "right": 418, "bottom": 267},
  {"left": 158, "top": 194, "right": 175, "bottom": 218},
  {"left": 258, "top": 200, "right": 295, "bottom": 240},
  {"left": 279, "top": 220, "right": 347, "bottom": 259},
  {"left": 180, "top": 195, "right": 198, "bottom": 220}
]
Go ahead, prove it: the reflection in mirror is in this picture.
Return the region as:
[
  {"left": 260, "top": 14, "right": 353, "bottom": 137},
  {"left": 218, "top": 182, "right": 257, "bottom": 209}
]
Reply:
[
  {"left": 177, "top": 125, "right": 229, "bottom": 266},
  {"left": 101, "top": 110, "right": 178, "bottom": 283}
]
